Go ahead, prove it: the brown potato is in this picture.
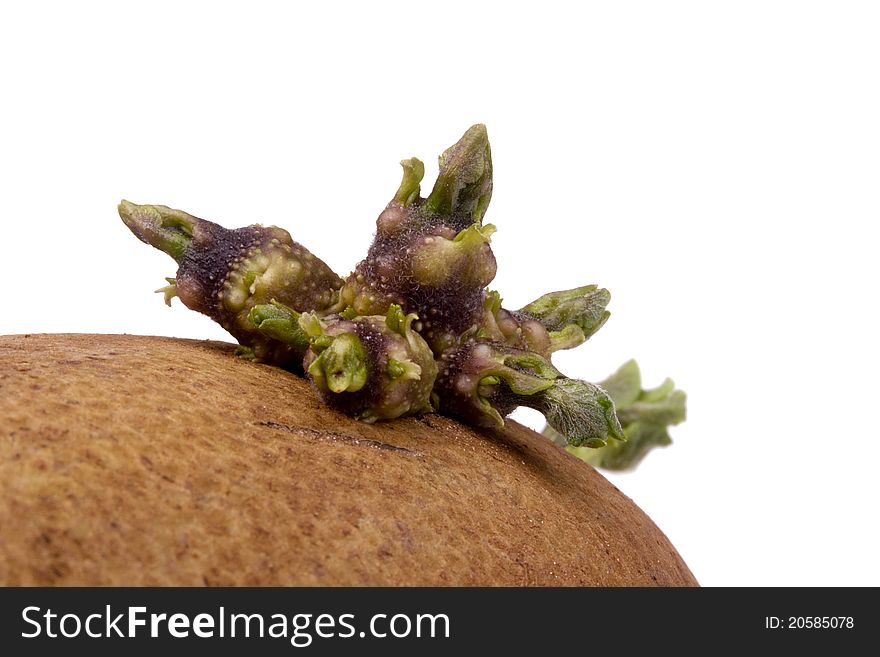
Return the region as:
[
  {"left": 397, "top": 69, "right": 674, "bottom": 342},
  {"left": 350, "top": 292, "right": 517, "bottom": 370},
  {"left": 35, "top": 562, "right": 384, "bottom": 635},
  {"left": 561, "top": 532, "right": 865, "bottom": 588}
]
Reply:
[{"left": 0, "top": 334, "right": 696, "bottom": 586}]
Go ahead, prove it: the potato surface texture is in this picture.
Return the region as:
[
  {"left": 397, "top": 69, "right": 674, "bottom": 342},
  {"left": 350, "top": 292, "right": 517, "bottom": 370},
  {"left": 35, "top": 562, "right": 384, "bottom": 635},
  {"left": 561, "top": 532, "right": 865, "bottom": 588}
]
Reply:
[{"left": 0, "top": 333, "right": 696, "bottom": 586}]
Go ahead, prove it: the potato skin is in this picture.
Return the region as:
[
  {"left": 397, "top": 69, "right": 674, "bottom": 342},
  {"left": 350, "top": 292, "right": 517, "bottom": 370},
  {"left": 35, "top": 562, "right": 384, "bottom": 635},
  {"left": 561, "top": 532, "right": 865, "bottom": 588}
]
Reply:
[{"left": 0, "top": 333, "right": 697, "bottom": 586}]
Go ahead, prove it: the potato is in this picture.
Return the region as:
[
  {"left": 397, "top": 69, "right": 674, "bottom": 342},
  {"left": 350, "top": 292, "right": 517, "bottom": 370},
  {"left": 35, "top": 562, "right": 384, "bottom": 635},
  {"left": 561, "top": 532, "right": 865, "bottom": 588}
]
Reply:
[{"left": 0, "top": 334, "right": 696, "bottom": 586}]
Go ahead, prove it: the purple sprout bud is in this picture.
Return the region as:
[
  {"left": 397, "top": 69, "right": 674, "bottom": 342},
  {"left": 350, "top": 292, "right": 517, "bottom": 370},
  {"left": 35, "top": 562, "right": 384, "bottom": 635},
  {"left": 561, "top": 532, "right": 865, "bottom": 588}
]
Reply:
[
  {"left": 119, "top": 200, "right": 343, "bottom": 366},
  {"left": 300, "top": 305, "right": 438, "bottom": 422},
  {"left": 435, "top": 340, "right": 624, "bottom": 447},
  {"left": 340, "top": 125, "right": 498, "bottom": 353}
]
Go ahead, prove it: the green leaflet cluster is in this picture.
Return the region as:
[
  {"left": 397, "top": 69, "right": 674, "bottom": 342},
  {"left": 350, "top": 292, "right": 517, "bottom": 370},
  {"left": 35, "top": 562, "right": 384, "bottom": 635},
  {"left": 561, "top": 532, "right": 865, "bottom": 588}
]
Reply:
[
  {"left": 544, "top": 360, "right": 687, "bottom": 471},
  {"left": 119, "top": 125, "right": 686, "bottom": 469}
]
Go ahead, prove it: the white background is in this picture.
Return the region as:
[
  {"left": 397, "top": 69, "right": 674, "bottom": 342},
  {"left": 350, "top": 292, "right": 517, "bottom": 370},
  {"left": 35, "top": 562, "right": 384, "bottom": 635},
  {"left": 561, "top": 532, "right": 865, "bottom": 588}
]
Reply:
[{"left": 2, "top": 1, "right": 877, "bottom": 586}]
